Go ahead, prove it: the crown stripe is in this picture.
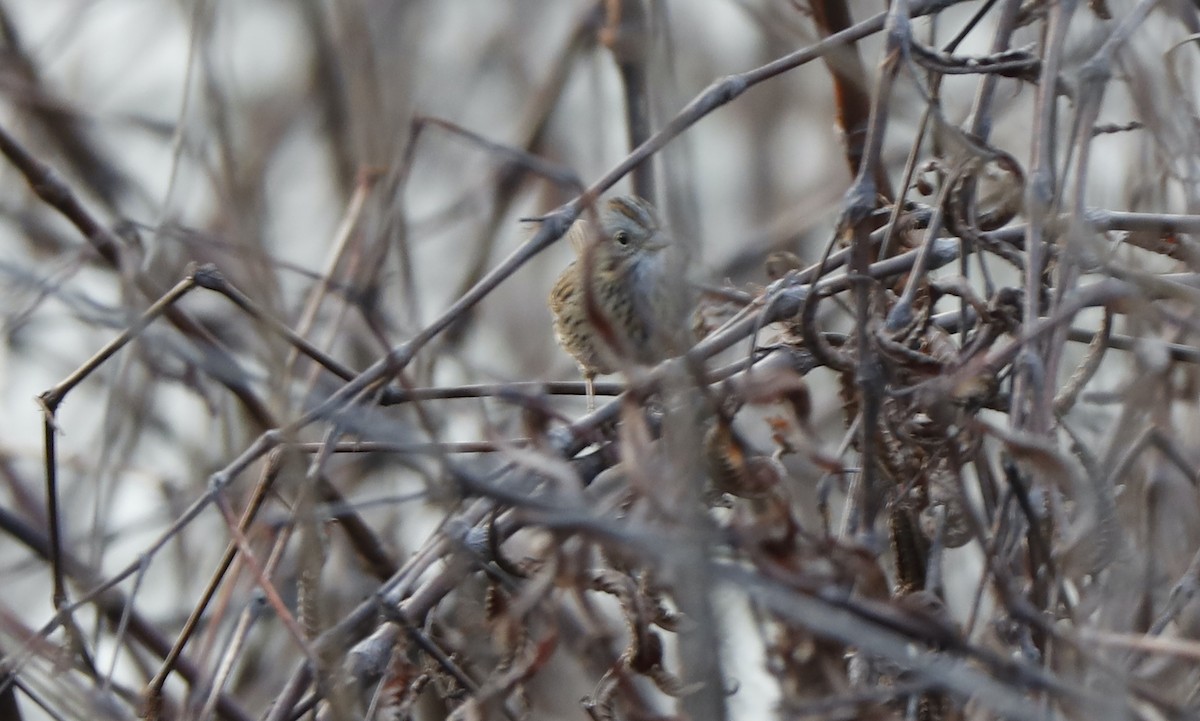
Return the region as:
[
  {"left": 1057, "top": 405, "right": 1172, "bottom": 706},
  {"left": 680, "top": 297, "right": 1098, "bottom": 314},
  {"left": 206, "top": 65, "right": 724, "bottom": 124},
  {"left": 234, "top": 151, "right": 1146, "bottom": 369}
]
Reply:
[{"left": 605, "top": 195, "right": 658, "bottom": 231}]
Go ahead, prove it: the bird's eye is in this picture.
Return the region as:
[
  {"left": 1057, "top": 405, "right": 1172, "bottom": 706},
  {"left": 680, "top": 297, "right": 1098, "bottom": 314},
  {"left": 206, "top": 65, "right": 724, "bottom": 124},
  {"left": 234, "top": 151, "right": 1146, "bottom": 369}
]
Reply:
[{"left": 614, "top": 230, "right": 630, "bottom": 246}]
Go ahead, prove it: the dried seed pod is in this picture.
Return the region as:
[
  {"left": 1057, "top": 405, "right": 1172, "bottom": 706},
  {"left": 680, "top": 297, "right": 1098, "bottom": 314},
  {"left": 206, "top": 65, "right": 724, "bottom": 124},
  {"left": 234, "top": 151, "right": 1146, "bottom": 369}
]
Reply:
[{"left": 704, "top": 417, "right": 782, "bottom": 498}]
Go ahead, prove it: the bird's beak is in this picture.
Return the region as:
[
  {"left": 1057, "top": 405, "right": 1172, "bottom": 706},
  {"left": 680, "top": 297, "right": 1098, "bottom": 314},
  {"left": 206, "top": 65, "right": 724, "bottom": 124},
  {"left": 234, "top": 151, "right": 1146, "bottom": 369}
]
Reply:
[{"left": 644, "top": 238, "right": 669, "bottom": 252}]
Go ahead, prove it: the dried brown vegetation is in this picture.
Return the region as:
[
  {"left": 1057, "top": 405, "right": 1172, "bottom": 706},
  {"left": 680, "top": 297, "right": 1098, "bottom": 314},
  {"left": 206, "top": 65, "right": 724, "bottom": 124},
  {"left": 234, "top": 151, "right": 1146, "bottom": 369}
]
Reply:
[{"left": 2, "top": 1, "right": 1200, "bottom": 720}]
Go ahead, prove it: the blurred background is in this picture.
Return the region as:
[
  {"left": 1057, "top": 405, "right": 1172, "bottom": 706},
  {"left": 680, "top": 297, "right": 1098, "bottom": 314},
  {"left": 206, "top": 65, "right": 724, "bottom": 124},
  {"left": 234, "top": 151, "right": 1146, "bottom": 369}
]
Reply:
[{"left": 2, "top": 0, "right": 1199, "bottom": 719}]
